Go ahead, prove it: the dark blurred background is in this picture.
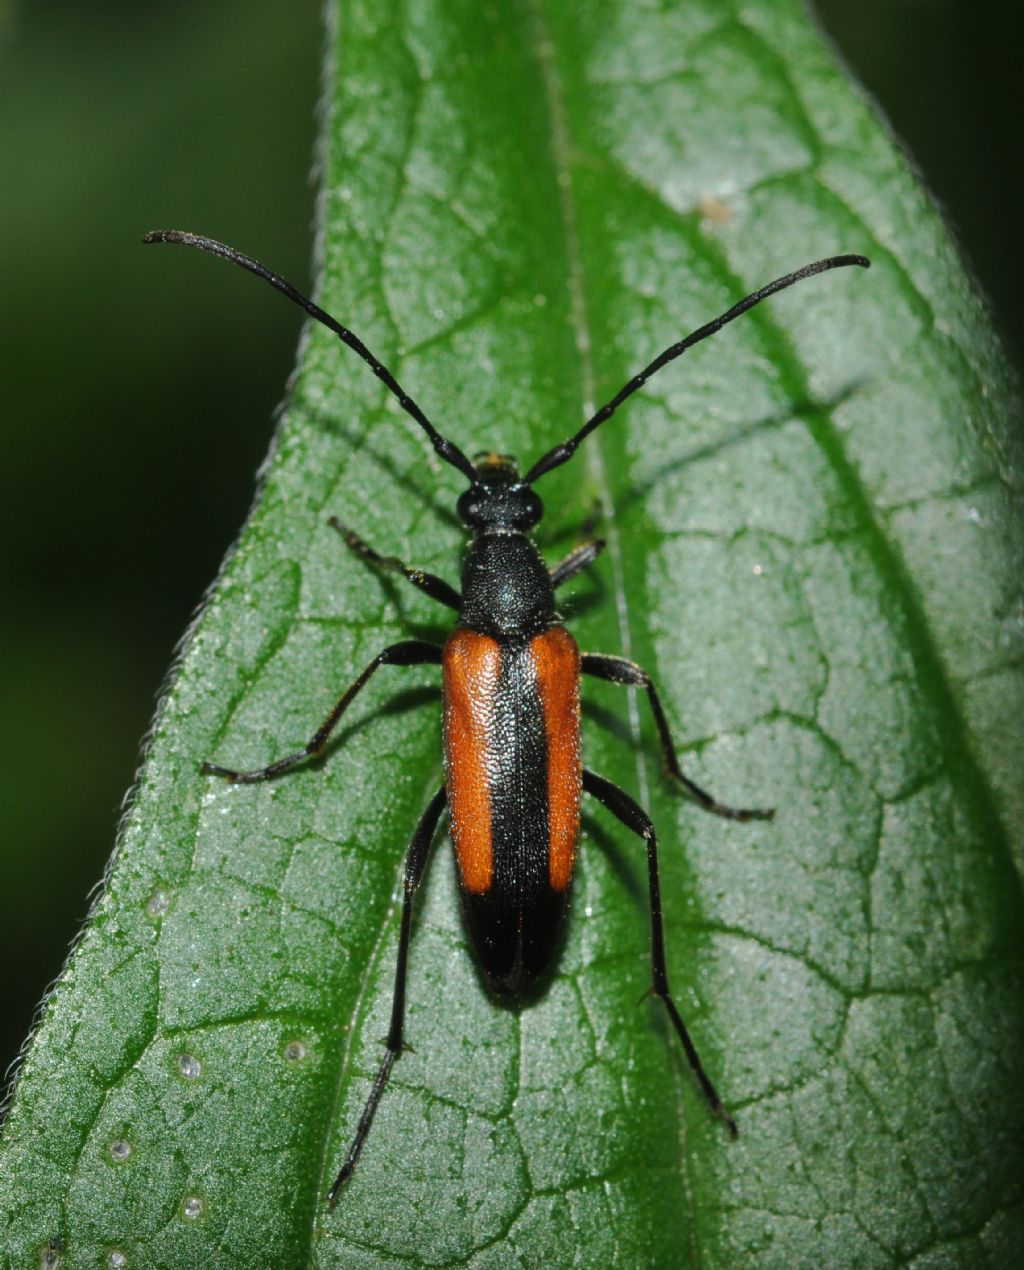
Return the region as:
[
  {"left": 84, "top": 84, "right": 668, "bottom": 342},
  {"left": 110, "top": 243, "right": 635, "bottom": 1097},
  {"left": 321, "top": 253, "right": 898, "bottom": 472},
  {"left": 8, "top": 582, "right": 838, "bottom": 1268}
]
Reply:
[{"left": 1, "top": 0, "right": 1021, "bottom": 1085}]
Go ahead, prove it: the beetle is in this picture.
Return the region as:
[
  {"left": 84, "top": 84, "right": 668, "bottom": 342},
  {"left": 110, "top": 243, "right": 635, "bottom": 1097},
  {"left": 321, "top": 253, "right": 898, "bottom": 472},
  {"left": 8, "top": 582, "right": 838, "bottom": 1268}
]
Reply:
[{"left": 144, "top": 229, "right": 868, "bottom": 1202}]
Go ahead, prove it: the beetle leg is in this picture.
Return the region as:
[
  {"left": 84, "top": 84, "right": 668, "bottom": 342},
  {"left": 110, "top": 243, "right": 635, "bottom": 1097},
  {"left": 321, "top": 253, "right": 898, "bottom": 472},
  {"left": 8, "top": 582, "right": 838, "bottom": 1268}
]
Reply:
[
  {"left": 582, "top": 769, "right": 738, "bottom": 1137},
  {"left": 202, "top": 640, "right": 442, "bottom": 783},
  {"left": 581, "top": 653, "right": 773, "bottom": 821},
  {"left": 549, "top": 538, "right": 606, "bottom": 588},
  {"left": 330, "top": 516, "right": 462, "bottom": 610},
  {"left": 328, "top": 785, "right": 447, "bottom": 1204}
]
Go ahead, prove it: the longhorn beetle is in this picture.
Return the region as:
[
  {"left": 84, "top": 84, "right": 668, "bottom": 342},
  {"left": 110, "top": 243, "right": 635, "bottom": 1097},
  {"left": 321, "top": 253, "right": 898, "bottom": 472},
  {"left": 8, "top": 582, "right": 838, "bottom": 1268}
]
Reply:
[{"left": 144, "top": 229, "right": 868, "bottom": 1203}]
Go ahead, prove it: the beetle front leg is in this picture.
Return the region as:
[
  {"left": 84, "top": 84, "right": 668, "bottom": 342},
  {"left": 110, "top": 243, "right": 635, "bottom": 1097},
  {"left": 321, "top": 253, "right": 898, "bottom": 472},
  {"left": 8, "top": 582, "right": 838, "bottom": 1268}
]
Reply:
[
  {"left": 330, "top": 517, "right": 461, "bottom": 611},
  {"left": 549, "top": 538, "right": 606, "bottom": 589},
  {"left": 581, "top": 652, "right": 773, "bottom": 821},
  {"left": 202, "top": 640, "right": 442, "bottom": 783}
]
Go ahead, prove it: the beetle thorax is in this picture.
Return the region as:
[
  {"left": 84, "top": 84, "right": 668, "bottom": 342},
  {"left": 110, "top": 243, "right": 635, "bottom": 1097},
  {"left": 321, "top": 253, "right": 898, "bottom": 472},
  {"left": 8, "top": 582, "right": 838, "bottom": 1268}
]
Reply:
[{"left": 458, "top": 533, "right": 555, "bottom": 638}]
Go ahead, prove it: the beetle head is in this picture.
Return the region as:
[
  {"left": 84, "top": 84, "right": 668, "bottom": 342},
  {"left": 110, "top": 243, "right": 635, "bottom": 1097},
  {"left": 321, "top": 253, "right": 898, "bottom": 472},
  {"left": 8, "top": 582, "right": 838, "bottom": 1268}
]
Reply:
[{"left": 457, "top": 453, "right": 544, "bottom": 531}]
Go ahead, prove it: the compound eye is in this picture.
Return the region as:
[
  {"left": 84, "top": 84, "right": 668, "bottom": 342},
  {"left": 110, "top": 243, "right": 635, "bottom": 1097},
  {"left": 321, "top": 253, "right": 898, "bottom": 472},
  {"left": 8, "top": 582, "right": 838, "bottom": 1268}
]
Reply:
[
  {"left": 516, "top": 487, "right": 543, "bottom": 528},
  {"left": 456, "top": 485, "right": 485, "bottom": 526}
]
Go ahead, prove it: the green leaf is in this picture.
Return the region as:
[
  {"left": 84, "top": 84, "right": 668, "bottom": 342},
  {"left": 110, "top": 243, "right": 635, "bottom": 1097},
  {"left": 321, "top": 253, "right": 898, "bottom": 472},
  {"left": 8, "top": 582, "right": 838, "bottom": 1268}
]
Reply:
[{"left": 3, "top": 0, "right": 1022, "bottom": 1265}]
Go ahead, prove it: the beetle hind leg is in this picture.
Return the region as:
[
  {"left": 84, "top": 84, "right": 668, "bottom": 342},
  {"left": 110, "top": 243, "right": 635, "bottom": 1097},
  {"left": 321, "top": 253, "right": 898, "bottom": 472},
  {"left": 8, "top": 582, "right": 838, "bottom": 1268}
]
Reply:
[
  {"left": 582, "top": 768, "right": 738, "bottom": 1138},
  {"left": 328, "top": 784, "right": 447, "bottom": 1204}
]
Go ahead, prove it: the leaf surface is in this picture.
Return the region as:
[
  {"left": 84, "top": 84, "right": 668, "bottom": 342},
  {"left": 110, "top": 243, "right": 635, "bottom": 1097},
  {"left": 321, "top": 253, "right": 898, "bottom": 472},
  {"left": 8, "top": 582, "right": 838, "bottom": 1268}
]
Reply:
[{"left": 3, "top": 0, "right": 1023, "bottom": 1265}]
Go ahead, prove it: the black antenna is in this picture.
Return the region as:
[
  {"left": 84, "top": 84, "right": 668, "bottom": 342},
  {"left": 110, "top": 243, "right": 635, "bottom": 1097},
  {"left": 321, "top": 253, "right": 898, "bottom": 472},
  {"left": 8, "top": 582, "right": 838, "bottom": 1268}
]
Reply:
[
  {"left": 143, "top": 230, "right": 478, "bottom": 484},
  {"left": 524, "top": 254, "right": 870, "bottom": 485}
]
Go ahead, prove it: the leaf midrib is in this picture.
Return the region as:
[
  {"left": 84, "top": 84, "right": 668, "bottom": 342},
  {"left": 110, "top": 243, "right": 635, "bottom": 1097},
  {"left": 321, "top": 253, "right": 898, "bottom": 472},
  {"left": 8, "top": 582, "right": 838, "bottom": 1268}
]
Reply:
[{"left": 525, "top": 0, "right": 703, "bottom": 1253}]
